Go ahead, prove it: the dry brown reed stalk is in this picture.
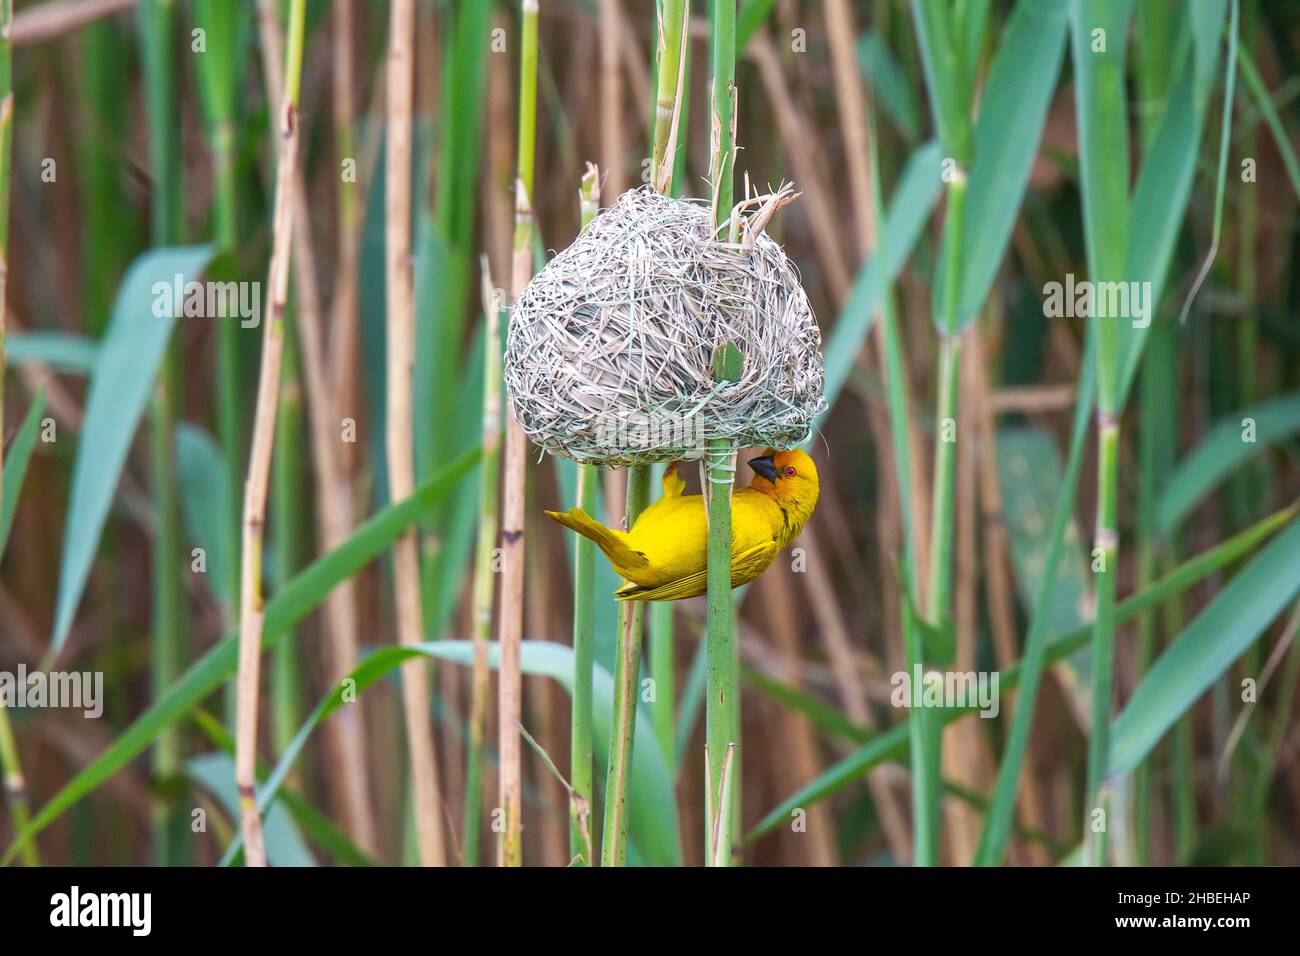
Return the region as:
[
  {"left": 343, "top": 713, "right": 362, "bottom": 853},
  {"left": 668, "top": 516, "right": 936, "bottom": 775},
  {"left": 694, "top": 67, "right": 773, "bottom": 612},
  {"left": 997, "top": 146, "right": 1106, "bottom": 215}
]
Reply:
[
  {"left": 751, "top": 18, "right": 923, "bottom": 861},
  {"left": 498, "top": 268, "right": 528, "bottom": 868},
  {"left": 254, "top": 0, "right": 378, "bottom": 859},
  {"left": 11, "top": 0, "right": 133, "bottom": 46},
  {"left": 969, "top": 325, "right": 1051, "bottom": 864},
  {"left": 798, "top": 523, "right": 913, "bottom": 858},
  {"left": 236, "top": 0, "right": 307, "bottom": 869},
  {"left": 970, "top": 342, "right": 1017, "bottom": 670},
  {"left": 1219, "top": 602, "right": 1300, "bottom": 784},
  {"left": 483, "top": 12, "right": 514, "bottom": 284},
  {"left": 809, "top": 460, "right": 873, "bottom": 590},
  {"left": 497, "top": 0, "right": 541, "bottom": 868},
  {"left": 616, "top": 13, "right": 651, "bottom": 124},
  {"left": 828, "top": 7, "right": 934, "bottom": 600},
  {"left": 754, "top": 568, "right": 836, "bottom": 865},
  {"left": 990, "top": 384, "right": 1079, "bottom": 415},
  {"left": 3, "top": 315, "right": 78, "bottom": 428},
  {"left": 385, "top": 0, "right": 446, "bottom": 868},
  {"left": 597, "top": 0, "right": 625, "bottom": 198},
  {"left": 944, "top": 348, "right": 983, "bottom": 862},
  {"left": 745, "top": 34, "right": 850, "bottom": 303},
  {"left": 330, "top": 0, "right": 362, "bottom": 469},
  {"left": 522, "top": 554, "right": 566, "bottom": 867},
  {"left": 596, "top": 0, "right": 628, "bottom": 524},
  {"left": 750, "top": 24, "right": 926, "bottom": 631},
  {"left": 955, "top": 353, "right": 978, "bottom": 666},
  {"left": 824, "top": 0, "right": 874, "bottom": 252},
  {"left": 464, "top": 261, "right": 502, "bottom": 866},
  {"left": 0, "top": 586, "right": 43, "bottom": 661}
]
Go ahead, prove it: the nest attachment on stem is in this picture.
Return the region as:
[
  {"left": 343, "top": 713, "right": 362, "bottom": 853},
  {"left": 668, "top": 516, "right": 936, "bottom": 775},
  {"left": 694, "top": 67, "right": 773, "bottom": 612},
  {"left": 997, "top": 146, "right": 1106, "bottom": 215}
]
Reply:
[{"left": 504, "top": 185, "right": 825, "bottom": 467}]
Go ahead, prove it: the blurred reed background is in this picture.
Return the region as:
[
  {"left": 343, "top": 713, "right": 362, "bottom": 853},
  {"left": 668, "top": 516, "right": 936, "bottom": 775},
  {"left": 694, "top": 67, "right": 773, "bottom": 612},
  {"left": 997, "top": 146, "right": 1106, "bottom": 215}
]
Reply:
[{"left": 1, "top": 0, "right": 1299, "bottom": 867}]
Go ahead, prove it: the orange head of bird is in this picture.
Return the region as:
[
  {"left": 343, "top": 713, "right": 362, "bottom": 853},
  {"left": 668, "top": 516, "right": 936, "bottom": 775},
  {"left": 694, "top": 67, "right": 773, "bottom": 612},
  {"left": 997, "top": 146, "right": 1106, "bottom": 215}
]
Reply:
[{"left": 746, "top": 447, "right": 820, "bottom": 515}]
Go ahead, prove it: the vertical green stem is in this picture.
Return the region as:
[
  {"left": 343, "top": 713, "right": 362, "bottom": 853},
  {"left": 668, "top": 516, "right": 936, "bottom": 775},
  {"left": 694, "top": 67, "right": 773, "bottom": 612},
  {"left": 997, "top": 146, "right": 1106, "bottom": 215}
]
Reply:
[
  {"left": 647, "top": 1, "right": 686, "bottom": 771},
  {"left": 140, "top": 0, "right": 187, "bottom": 867},
  {"left": 271, "top": 325, "right": 303, "bottom": 758},
  {"left": 141, "top": 0, "right": 184, "bottom": 244},
  {"left": 191, "top": 0, "right": 244, "bottom": 728},
  {"left": 570, "top": 460, "right": 598, "bottom": 862},
  {"left": 567, "top": 169, "right": 600, "bottom": 866},
  {"left": 648, "top": 587, "right": 675, "bottom": 764},
  {"left": 650, "top": 0, "right": 685, "bottom": 188},
  {"left": 76, "top": 22, "right": 134, "bottom": 332},
  {"left": 0, "top": 708, "right": 38, "bottom": 866},
  {"left": 599, "top": 0, "right": 688, "bottom": 868},
  {"left": 465, "top": 283, "right": 502, "bottom": 865},
  {"left": 926, "top": 330, "right": 962, "bottom": 624},
  {"left": 704, "top": 0, "right": 736, "bottom": 869},
  {"left": 215, "top": 120, "right": 242, "bottom": 639},
  {"left": 914, "top": 171, "right": 967, "bottom": 866},
  {"left": 1085, "top": 413, "right": 1120, "bottom": 865},
  {"left": 148, "top": 355, "right": 185, "bottom": 865},
  {"left": 1070, "top": 0, "right": 1132, "bottom": 868},
  {"left": 600, "top": 466, "right": 648, "bottom": 867},
  {"left": 212, "top": 120, "right": 241, "bottom": 648}
]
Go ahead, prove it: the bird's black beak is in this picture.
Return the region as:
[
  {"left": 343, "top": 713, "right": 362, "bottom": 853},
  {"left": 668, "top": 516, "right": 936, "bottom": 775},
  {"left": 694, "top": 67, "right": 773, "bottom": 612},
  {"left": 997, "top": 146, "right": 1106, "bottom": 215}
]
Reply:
[{"left": 748, "top": 454, "right": 779, "bottom": 482}]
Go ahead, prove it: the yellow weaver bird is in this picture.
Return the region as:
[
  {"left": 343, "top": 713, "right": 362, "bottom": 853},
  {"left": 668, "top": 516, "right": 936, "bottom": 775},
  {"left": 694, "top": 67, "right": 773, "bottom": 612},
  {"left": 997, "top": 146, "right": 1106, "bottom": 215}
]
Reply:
[{"left": 545, "top": 447, "right": 819, "bottom": 601}]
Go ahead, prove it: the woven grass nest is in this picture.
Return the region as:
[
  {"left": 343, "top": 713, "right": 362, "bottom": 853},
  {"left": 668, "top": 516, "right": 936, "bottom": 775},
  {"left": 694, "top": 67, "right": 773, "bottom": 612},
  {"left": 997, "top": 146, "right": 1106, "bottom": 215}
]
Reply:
[{"left": 504, "top": 184, "right": 826, "bottom": 467}]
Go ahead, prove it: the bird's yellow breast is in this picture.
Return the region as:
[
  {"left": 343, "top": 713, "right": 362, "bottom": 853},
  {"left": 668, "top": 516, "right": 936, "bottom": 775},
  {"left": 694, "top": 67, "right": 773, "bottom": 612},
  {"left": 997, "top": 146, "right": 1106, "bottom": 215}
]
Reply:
[{"left": 622, "top": 487, "right": 795, "bottom": 589}]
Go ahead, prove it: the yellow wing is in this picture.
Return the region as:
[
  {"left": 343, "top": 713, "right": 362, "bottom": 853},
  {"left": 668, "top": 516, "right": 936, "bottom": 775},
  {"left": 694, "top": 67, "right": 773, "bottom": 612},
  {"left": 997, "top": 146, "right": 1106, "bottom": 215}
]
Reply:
[{"left": 614, "top": 541, "right": 777, "bottom": 602}]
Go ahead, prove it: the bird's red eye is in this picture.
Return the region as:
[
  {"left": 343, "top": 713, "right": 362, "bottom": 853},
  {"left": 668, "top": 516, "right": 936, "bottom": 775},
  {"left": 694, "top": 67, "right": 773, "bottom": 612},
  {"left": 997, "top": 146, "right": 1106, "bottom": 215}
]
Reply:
[{"left": 783, "top": 465, "right": 797, "bottom": 478}]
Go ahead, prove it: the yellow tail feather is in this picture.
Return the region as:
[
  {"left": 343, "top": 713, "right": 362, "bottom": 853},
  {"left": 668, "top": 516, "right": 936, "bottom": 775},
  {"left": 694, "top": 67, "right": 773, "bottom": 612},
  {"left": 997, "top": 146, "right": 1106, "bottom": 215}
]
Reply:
[
  {"left": 661, "top": 460, "right": 685, "bottom": 497},
  {"left": 544, "top": 508, "right": 649, "bottom": 573}
]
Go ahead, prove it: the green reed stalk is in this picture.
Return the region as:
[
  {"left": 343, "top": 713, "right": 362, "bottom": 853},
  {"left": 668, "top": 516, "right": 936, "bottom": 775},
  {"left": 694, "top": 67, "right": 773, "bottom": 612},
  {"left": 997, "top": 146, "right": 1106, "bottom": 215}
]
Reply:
[
  {"left": 191, "top": 0, "right": 243, "bottom": 645},
  {"left": 568, "top": 167, "right": 599, "bottom": 866},
  {"left": 913, "top": 173, "right": 967, "bottom": 871},
  {"left": 926, "top": 162, "right": 966, "bottom": 612},
  {"left": 141, "top": 0, "right": 184, "bottom": 244},
  {"left": 648, "top": 578, "right": 675, "bottom": 763},
  {"left": 465, "top": 269, "right": 503, "bottom": 867},
  {"left": 140, "top": 0, "right": 189, "bottom": 867},
  {"left": 1085, "top": 413, "right": 1119, "bottom": 866},
  {"left": 910, "top": 0, "right": 976, "bottom": 865},
  {"left": 497, "top": 0, "right": 540, "bottom": 868},
  {"left": 0, "top": 702, "right": 38, "bottom": 866},
  {"left": 77, "top": 22, "right": 134, "bottom": 332},
  {"left": 651, "top": 0, "right": 685, "bottom": 192},
  {"left": 600, "top": 0, "right": 687, "bottom": 867},
  {"left": 704, "top": 0, "right": 736, "bottom": 868},
  {"left": 1070, "top": 0, "right": 1131, "bottom": 867},
  {"left": 647, "top": 0, "right": 687, "bottom": 767},
  {"left": 1131, "top": 328, "right": 1165, "bottom": 866},
  {"left": 271, "top": 328, "right": 304, "bottom": 758},
  {"left": 863, "top": 98, "right": 937, "bottom": 864},
  {"left": 601, "top": 466, "right": 648, "bottom": 867}
]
